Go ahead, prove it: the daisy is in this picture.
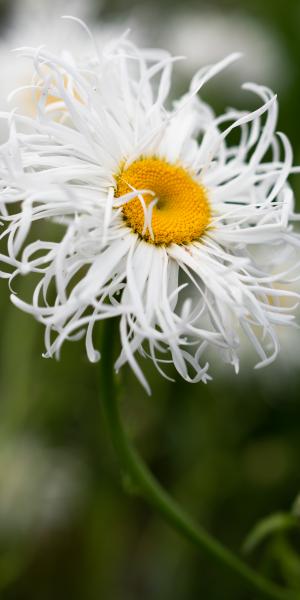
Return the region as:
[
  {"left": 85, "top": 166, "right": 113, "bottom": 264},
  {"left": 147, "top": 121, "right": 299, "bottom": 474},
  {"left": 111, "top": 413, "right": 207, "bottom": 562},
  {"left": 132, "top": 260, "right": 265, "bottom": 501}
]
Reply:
[
  {"left": 0, "top": 0, "right": 135, "bottom": 135},
  {"left": 0, "top": 21, "right": 299, "bottom": 394}
]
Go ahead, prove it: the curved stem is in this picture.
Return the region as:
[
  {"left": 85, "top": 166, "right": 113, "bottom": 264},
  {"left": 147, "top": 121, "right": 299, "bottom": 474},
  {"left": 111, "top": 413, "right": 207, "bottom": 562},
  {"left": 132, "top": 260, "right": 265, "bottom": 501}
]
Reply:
[{"left": 100, "top": 319, "right": 299, "bottom": 600}]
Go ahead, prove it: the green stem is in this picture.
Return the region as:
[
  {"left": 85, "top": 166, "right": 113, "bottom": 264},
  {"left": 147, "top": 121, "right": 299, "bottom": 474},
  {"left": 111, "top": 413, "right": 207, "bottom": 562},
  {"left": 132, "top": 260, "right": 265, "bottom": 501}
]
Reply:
[{"left": 100, "top": 319, "right": 299, "bottom": 600}]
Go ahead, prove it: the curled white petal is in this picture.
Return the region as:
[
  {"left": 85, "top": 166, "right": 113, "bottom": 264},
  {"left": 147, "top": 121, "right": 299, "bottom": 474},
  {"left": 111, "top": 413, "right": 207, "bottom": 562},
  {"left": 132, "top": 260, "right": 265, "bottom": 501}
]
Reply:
[{"left": 0, "top": 23, "right": 299, "bottom": 393}]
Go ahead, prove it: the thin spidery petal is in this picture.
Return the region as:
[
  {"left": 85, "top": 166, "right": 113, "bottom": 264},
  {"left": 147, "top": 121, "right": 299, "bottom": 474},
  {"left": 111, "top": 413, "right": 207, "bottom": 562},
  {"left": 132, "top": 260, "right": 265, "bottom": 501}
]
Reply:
[{"left": 0, "top": 18, "right": 299, "bottom": 393}]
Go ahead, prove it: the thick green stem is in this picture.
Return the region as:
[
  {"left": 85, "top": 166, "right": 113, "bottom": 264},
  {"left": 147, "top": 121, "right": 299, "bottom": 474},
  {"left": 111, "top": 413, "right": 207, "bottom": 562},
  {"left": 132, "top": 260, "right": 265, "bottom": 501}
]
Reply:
[{"left": 100, "top": 318, "right": 299, "bottom": 600}]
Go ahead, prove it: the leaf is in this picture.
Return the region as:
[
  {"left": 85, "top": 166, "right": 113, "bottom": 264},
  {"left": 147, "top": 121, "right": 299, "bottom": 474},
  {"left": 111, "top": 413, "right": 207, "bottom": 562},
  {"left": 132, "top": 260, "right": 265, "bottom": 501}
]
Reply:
[
  {"left": 242, "top": 512, "right": 300, "bottom": 555},
  {"left": 273, "top": 537, "right": 300, "bottom": 589},
  {"left": 292, "top": 494, "right": 300, "bottom": 518}
]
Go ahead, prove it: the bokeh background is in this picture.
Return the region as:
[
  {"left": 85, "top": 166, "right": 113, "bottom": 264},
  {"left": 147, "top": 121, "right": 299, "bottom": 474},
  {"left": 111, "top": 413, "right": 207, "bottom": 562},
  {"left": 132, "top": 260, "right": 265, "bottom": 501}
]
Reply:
[{"left": 0, "top": 0, "right": 300, "bottom": 598}]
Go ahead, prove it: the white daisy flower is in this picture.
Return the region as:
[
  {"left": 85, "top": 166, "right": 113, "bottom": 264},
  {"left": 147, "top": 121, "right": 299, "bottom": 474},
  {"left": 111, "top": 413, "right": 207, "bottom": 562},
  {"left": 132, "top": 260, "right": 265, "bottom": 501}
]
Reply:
[
  {"left": 0, "top": 0, "right": 136, "bottom": 137},
  {"left": 0, "top": 22, "right": 299, "bottom": 393}
]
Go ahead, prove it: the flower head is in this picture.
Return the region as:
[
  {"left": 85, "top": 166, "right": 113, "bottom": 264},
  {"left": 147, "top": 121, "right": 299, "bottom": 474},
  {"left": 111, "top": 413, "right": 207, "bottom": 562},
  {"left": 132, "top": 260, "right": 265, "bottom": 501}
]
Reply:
[
  {"left": 0, "top": 3, "right": 133, "bottom": 132},
  {"left": 0, "top": 20, "right": 299, "bottom": 393}
]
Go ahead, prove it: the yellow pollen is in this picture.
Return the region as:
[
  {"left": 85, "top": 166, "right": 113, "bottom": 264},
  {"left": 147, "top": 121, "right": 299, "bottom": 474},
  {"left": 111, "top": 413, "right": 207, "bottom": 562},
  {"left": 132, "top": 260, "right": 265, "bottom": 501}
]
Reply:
[{"left": 115, "top": 158, "right": 211, "bottom": 245}]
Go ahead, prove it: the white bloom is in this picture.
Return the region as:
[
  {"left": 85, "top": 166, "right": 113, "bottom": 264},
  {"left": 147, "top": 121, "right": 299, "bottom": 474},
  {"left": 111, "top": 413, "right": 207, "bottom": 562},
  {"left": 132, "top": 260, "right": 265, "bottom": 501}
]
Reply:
[
  {"left": 0, "top": 0, "right": 134, "bottom": 138},
  {"left": 0, "top": 22, "right": 299, "bottom": 393}
]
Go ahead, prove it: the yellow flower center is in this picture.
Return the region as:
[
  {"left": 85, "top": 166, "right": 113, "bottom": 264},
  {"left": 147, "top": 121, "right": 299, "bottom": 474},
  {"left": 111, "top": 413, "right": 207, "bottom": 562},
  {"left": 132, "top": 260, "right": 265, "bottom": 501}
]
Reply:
[{"left": 115, "top": 158, "right": 211, "bottom": 245}]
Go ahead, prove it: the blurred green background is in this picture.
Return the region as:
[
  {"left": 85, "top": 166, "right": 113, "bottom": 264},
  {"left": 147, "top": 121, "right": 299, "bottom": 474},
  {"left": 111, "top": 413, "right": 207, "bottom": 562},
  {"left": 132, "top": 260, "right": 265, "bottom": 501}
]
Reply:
[{"left": 0, "top": 0, "right": 300, "bottom": 598}]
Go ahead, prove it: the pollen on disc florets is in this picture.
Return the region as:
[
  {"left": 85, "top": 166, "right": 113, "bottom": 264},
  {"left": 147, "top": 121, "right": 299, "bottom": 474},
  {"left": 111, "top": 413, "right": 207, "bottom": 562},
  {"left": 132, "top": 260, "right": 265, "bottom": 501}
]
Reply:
[{"left": 115, "top": 157, "right": 211, "bottom": 245}]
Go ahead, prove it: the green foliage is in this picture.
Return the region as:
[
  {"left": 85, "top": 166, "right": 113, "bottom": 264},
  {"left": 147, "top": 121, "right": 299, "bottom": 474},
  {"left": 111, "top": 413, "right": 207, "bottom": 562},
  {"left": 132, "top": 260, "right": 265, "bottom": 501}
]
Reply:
[{"left": 243, "top": 513, "right": 300, "bottom": 555}]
